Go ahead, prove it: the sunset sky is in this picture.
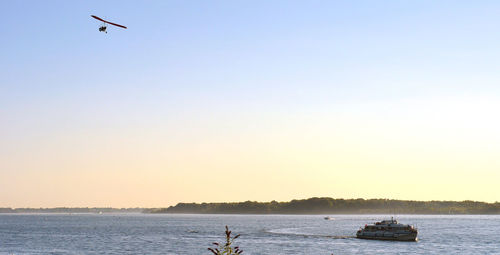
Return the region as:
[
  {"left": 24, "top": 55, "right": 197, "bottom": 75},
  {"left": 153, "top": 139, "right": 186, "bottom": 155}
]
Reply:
[{"left": 1, "top": 0, "right": 500, "bottom": 207}]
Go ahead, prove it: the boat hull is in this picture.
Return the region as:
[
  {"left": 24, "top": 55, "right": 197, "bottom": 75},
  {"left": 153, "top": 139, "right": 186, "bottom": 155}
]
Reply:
[{"left": 356, "top": 232, "right": 418, "bottom": 242}]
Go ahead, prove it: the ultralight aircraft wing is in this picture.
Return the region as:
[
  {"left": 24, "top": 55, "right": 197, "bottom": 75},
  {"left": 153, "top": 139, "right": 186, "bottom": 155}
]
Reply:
[{"left": 91, "top": 15, "right": 127, "bottom": 29}]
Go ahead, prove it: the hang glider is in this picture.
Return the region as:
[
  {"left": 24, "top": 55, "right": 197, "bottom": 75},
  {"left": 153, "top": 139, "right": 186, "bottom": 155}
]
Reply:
[{"left": 91, "top": 15, "right": 127, "bottom": 33}]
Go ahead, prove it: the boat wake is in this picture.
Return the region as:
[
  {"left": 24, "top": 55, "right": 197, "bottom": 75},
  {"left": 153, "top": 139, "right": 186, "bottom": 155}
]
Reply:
[{"left": 265, "top": 228, "right": 355, "bottom": 239}]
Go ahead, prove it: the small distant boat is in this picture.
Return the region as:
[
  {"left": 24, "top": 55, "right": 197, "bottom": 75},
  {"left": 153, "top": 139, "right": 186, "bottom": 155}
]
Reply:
[
  {"left": 324, "top": 216, "right": 333, "bottom": 220},
  {"left": 356, "top": 217, "right": 418, "bottom": 241}
]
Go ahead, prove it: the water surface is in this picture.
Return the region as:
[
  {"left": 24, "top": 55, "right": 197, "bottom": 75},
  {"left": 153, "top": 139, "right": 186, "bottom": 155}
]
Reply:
[{"left": 1, "top": 214, "right": 499, "bottom": 254}]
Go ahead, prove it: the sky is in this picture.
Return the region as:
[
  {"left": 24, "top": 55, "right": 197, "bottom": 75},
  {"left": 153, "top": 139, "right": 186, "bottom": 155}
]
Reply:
[{"left": 1, "top": 0, "right": 500, "bottom": 207}]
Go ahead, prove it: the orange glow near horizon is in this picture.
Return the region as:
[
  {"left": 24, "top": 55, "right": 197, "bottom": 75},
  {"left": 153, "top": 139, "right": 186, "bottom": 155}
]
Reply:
[{"left": 2, "top": 96, "right": 499, "bottom": 207}]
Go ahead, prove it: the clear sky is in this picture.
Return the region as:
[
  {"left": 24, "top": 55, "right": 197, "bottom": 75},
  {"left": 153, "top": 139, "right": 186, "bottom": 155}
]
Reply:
[{"left": 1, "top": 0, "right": 500, "bottom": 207}]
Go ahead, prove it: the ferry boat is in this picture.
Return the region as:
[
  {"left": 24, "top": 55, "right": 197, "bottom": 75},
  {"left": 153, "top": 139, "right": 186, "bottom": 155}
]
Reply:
[{"left": 356, "top": 217, "right": 418, "bottom": 241}]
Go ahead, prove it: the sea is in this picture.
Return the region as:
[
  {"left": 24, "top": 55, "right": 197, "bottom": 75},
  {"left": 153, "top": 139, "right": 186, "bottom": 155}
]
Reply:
[{"left": 0, "top": 214, "right": 499, "bottom": 254}]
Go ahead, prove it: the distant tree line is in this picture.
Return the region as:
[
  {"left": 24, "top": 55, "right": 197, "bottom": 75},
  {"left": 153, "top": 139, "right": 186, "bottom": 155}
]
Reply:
[
  {"left": 3, "top": 198, "right": 499, "bottom": 214},
  {"left": 147, "top": 197, "right": 500, "bottom": 214},
  {"left": 0, "top": 207, "right": 144, "bottom": 213}
]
